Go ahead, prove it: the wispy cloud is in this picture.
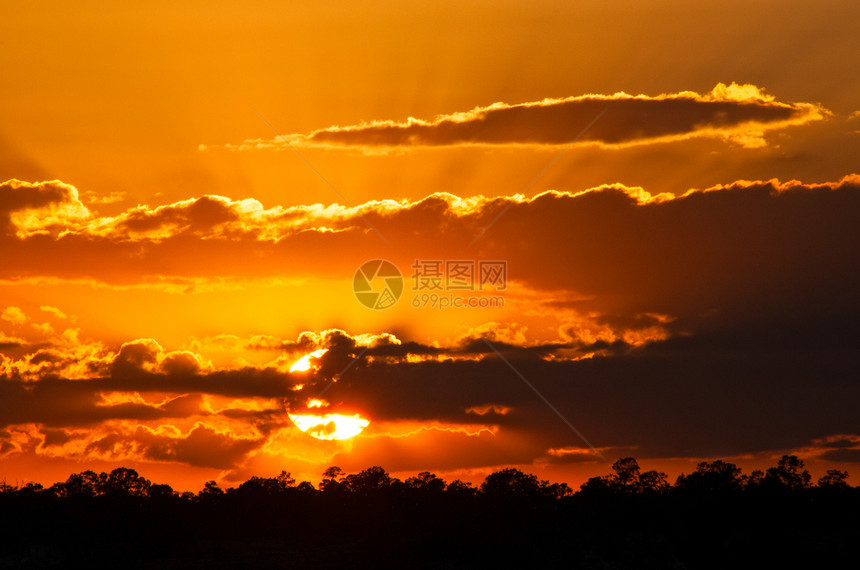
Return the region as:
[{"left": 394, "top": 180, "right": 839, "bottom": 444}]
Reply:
[{"left": 207, "top": 83, "right": 828, "bottom": 152}]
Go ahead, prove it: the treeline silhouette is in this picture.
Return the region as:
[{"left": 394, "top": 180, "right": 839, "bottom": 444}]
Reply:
[{"left": 2, "top": 456, "right": 857, "bottom": 568}]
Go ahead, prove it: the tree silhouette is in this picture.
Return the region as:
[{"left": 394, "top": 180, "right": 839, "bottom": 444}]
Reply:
[
  {"left": 49, "top": 470, "right": 101, "bottom": 497},
  {"left": 344, "top": 466, "right": 396, "bottom": 494},
  {"left": 100, "top": 467, "right": 151, "bottom": 496},
  {"left": 274, "top": 470, "right": 296, "bottom": 489},
  {"left": 148, "top": 483, "right": 175, "bottom": 499},
  {"left": 479, "top": 467, "right": 571, "bottom": 499},
  {"left": 676, "top": 460, "right": 744, "bottom": 494},
  {"left": 233, "top": 471, "right": 296, "bottom": 497},
  {"left": 638, "top": 469, "right": 670, "bottom": 493},
  {"left": 582, "top": 457, "right": 669, "bottom": 494},
  {"left": 17, "top": 482, "right": 44, "bottom": 496},
  {"left": 611, "top": 457, "right": 641, "bottom": 490},
  {"left": 1, "top": 458, "right": 857, "bottom": 568},
  {"left": 544, "top": 480, "right": 573, "bottom": 498},
  {"left": 319, "top": 465, "right": 346, "bottom": 493},
  {"left": 295, "top": 480, "right": 317, "bottom": 494},
  {"left": 578, "top": 473, "right": 614, "bottom": 496},
  {"left": 445, "top": 479, "right": 476, "bottom": 497},
  {"left": 481, "top": 467, "right": 544, "bottom": 497},
  {"left": 743, "top": 469, "right": 765, "bottom": 488},
  {"left": 817, "top": 469, "right": 850, "bottom": 489},
  {"left": 405, "top": 471, "right": 446, "bottom": 494},
  {"left": 199, "top": 480, "right": 224, "bottom": 496},
  {"left": 765, "top": 455, "right": 812, "bottom": 491}
]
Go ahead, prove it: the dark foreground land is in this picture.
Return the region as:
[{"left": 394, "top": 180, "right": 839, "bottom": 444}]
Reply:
[{"left": 2, "top": 456, "right": 858, "bottom": 569}]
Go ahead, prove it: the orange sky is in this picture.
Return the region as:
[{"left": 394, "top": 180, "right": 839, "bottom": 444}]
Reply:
[{"left": 2, "top": 0, "right": 860, "bottom": 491}]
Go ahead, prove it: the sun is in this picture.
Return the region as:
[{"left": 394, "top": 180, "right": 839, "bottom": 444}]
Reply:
[
  {"left": 288, "top": 412, "right": 370, "bottom": 440},
  {"left": 289, "top": 349, "right": 327, "bottom": 373}
]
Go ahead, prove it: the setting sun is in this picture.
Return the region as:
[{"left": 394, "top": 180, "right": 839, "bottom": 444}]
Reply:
[
  {"left": 288, "top": 412, "right": 370, "bottom": 440},
  {"left": 289, "top": 349, "right": 328, "bottom": 373}
]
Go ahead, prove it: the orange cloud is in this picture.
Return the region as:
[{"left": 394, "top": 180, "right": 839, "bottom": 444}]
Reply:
[
  {"left": 0, "top": 179, "right": 89, "bottom": 238},
  {"left": 2, "top": 314, "right": 860, "bottom": 475},
  {"left": 2, "top": 174, "right": 860, "bottom": 476},
  {"left": 1, "top": 306, "right": 27, "bottom": 325},
  {"left": 541, "top": 446, "right": 620, "bottom": 465},
  {"left": 2, "top": 175, "right": 857, "bottom": 302},
  {"left": 27, "top": 420, "right": 265, "bottom": 469},
  {"left": 466, "top": 404, "right": 512, "bottom": 417},
  {"left": 213, "top": 83, "right": 827, "bottom": 152},
  {"left": 40, "top": 305, "right": 69, "bottom": 320}
]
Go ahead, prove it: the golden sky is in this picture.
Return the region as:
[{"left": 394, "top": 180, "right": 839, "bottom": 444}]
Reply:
[{"left": 2, "top": 0, "right": 859, "bottom": 490}]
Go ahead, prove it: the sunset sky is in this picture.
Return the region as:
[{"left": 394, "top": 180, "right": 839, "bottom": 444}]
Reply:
[{"left": 2, "top": 0, "right": 859, "bottom": 491}]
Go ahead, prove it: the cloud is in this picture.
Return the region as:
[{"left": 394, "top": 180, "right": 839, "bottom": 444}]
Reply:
[
  {"left": 76, "top": 422, "right": 264, "bottom": 469},
  {"left": 4, "top": 175, "right": 857, "bottom": 344},
  {"left": 81, "top": 190, "right": 127, "bottom": 205},
  {"left": 0, "top": 420, "right": 266, "bottom": 469},
  {"left": 1, "top": 175, "right": 857, "bottom": 299},
  {"left": 1, "top": 306, "right": 27, "bottom": 325},
  {"left": 40, "top": 306, "right": 69, "bottom": 320},
  {"left": 0, "top": 325, "right": 295, "bottom": 470},
  {"left": 819, "top": 448, "right": 860, "bottom": 463},
  {"left": 0, "top": 324, "right": 582, "bottom": 473},
  {"left": 783, "top": 434, "right": 860, "bottom": 464},
  {"left": 541, "top": 446, "right": 623, "bottom": 465},
  {"left": 300, "top": 338, "right": 860, "bottom": 461},
  {"left": 0, "top": 179, "right": 89, "bottom": 237},
  {"left": 0, "top": 332, "right": 25, "bottom": 350},
  {"left": 2, "top": 322, "right": 860, "bottom": 471},
  {"left": 213, "top": 83, "right": 827, "bottom": 151},
  {"left": 2, "top": 175, "right": 859, "bottom": 472}
]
